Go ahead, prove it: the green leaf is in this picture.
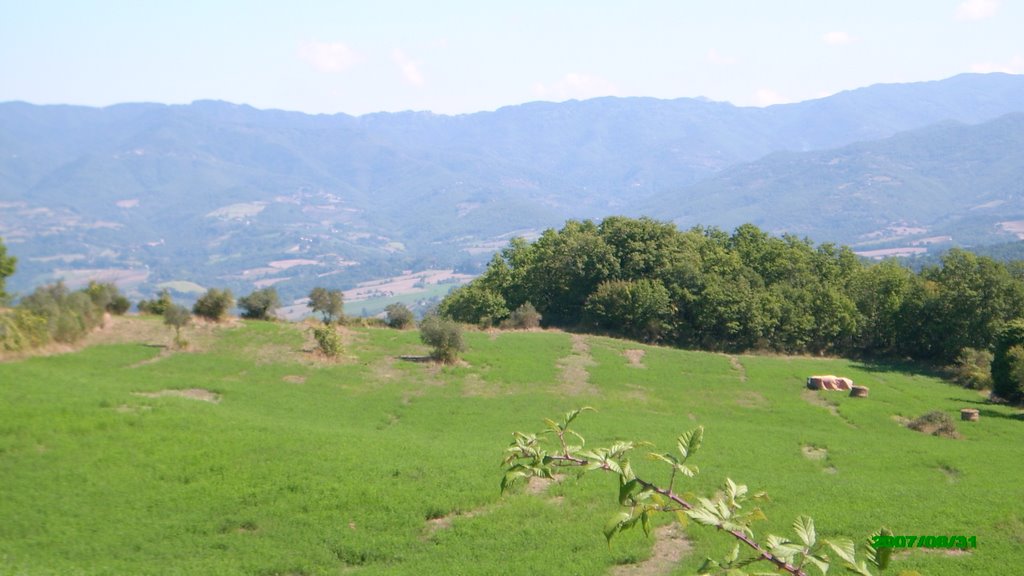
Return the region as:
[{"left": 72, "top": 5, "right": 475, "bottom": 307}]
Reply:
[
  {"left": 619, "top": 478, "right": 640, "bottom": 505},
  {"left": 825, "top": 539, "right": 856, "bottom": 564},
  {"left": 794, "top": 515, "right": 816, "bottom": 548},
  {"left": 804, "top": 553, "right": 829, "bottom": 574},
  {"left": 641, "top": 509, "right": 652, "bottom": 537},
  {"left": 676, "top": 463, "right": 698, "bottom": 477},
  {"left": 677, "top": 426, "right": 704, "bottom": 460},
  {"left": 604, "top": 511, "right": 632, "bottom": 544},
  {"left": 648, "top": 452, "right": 678, "bottom": 465},
  {"left": 726, "top": 543, "right": 740, "bottom": 563}
]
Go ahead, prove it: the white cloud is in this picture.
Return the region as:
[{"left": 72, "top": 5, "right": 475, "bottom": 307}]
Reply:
[
  {"left": 956, "top": 0, "right": 999, "bottom": 20},
  {"left": 706, "top": 48, "right": 737, "bottom": 65},
  {"left": 392, "top": 48, "right": 424, "bottom": 87},
  {"left": 971, "top": 55, "right": 1024, "bottom": 73},
  {"left": 821, "top": 31, "right": 854, "bottom": 46},
  {"left": 532, "top": 73, "right": 618, "bottom": 100},
  {"left": 298, "top": 41, "right": 361, "bottom": 73},
  {"left": 752, "top": 88, "right": 787, "bottom": 107}
]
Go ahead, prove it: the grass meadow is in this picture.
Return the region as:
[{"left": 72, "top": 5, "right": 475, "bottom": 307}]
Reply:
[{"left": 1, "top": 318, "right": 1022, "bottom": 575}]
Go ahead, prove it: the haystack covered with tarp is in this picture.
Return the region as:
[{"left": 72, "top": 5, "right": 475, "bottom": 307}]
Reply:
[{"left": 807, "top": 375, "right": 853, "bottom": 391}]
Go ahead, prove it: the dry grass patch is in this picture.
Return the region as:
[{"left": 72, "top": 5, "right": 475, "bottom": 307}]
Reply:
[
  {"left": 623, "top": 349, "right": 646, "bottom": 367},
  {"left": 736, "top": 390, "right": 768, "bottom": 409},
  {"left": 728, "top": 355, "right": 747, "bottom": 382},
  {"left": 801, "top": 445, "right": 829, "bottom": 461},
  {"left": 609, "top": 523, "right": 692, "bottom": 576},
  {"left": 558, "top": 334, "right": 598, "bottom": 396},
  {"left": 133, "top": 388, "right": 221, "bottom": 403},
  {"left": 281, "top": 375, "right": 306, "bottom": 384}
]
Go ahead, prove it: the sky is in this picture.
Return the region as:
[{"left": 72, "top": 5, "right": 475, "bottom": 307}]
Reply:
[{"left": 1, "top": 0, "right": 1022, "bottom": 116}]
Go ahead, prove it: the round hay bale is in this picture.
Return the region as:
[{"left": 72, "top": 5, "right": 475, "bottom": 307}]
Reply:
[
  {"left": 849, "top": 385, "right": 869, "bottom": 398},
  {"left": 960, "top": 408, "right": 979, "bottom": 422}
]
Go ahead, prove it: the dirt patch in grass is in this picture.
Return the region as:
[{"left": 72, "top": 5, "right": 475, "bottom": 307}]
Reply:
[
  {"left": 801, "top": 389, "right": 856, "bottom": 428},
  {"left": 282, "top": 375, "right": 307, "bottom": 384},
  {"left": 801, "top": 445, "right": 829, "bottom": 461},
  {"left": 558, "top": 334, "right": 598, "bottom": 396},
  {"left": 423, "top": 507, "right": 489, "bottom": 538},
  {"left": 133, "top": 388, "right": 221, "bottom": 403},
  {"left": 623, "top": 349, "right": 646, "bottom": 367},
  {"left": 736, "top": 391, "right": 768, "bottom": 409},
  {"left": 462, "top": 373, "right": 498, "bottom": 397},
  {"left": 610, "top": 523, "right": 692, "bottom": 576},
  {"left": 938, "top": 464, "right": 961, "bottom": 483},
  {"left": 728, "top": 355, "right": 747, "bottom": 382},
  {"left": 525, "top": 473, "right": 566, "bottom": 496}
]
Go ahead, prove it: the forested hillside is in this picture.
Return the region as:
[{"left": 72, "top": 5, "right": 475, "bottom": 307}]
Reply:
[{"left": 440, "top": 217, "right": 1024, "bottom": 365}]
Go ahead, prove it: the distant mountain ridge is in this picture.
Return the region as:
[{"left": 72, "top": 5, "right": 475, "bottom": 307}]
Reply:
[{"left": 2, "top": 72, "right": 1024, "bottom": 299}]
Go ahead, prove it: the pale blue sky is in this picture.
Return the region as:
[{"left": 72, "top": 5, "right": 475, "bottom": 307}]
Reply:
[{"left": 2, "top": 0, "right": 1022, "bottom": 116}]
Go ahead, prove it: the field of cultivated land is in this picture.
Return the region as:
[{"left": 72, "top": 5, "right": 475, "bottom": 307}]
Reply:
[{"left": 1, "top": 318, "right": 1022, "bottom": 575}]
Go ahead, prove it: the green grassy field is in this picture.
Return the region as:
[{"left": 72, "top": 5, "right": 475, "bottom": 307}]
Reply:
[{"left": 1, "top": 319, "right": 1021, "bottom": 575}]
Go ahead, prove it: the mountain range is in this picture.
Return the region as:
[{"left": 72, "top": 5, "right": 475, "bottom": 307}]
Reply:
[{"left": 2, "top": 72, "right": 1024, "bottom": 301}]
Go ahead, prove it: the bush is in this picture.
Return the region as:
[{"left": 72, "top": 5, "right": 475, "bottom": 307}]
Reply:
[
  {"left": 313, "top": 325, "right": 342, "bottom": 358},
  {"left": 239, "top": 287, "right": 280, "bottom": 320},
  {"left": 193, "top": 288, "right": 234, "bottom": 321},
  {"left": 86, "top": 281, "right": 130, "bottom": 315},
  {"left": 907, "top": 411, "right": 959, "bottom": 438},
  {"left": 949, "top": 347, "right": 992, "bottom": 390},
  {"left": 419, "top": 314, "right": 465, "bottom": 363},
  {"left": 18, "top": 282, "right": 105, "bottom": 344},
  {"left": 138, "top": 289, "right": 173, "bottom": 315},
  {"left": 500, "top": 302, "right": 542, "bottom": 329},
  {"left": 0, "top": 309, "right": 49, "bottom": 351},
  {"left": 384, "top": 303, "right": 414, "bottom": 329},
  {"left": 584, "top": 279, "right": 672, "bottom": 341}
]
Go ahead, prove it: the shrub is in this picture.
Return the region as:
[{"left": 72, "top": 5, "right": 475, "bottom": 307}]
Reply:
[
  {"left": 949, "top": 347, "right": 992, "bottom": 390},
  {"left": 193, "top": 288, "right": 234, "bottom": 321},
  {"left": 138, "top": 289, "right": 173, "bottom": 315},
  {"left": 86, "top": 281, "right": 130, "bottom": 315},
  {"left": 313, "top": 325, "right": 342, "bottom": 358},
  {"left": 18, "top": 282, "right": 104, "bottom": 344},
  {"left": 438, "top": 284, "right": 508, "bottom": 327},
  {"left": 0, "top": 309, "right": 49, "bottom": 351},
  {"left": 384, "top": 303, "right": 414, "bottom": 329},
  {"left": 419, "top": 314, "right": 465, "bottom": 363},
  {"left": 238, "top": 287, "right": 280, "bottom": 320},
  {"left": 584, "top": 278, "right": 672, "bottom": 341},
  {"left": 992, "top": 319, "right": 1024, "bottom": 403},
  {"left": 907, "top": 411, "right": 959, "bottom": 438},
  {"left": 500, "top": 302, "right": 541, "bottom": 329}
]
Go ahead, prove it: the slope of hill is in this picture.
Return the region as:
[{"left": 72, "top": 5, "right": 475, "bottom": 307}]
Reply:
[
  {"left": 2, "top": 73, "right": 1024, "bottom": 298},
  {"left": 0, "top": 319, "right": 1020, "bottom": 575},
  {"left": 648, "top": 113, "right": 1024, "bottom": 251}
]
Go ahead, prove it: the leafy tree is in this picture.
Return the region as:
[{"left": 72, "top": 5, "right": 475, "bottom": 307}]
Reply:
[
  {"left": 384, "top": 302, "right": 414, "bottom": 329},
  {"left": 192, "top": 288, "right": 234, "bottom": 321},
  {"left": 503, "top": 409, "right": 891, "bottom": 576},
  {"left": 0, "top": 309, "right": 48, "bottom": 351},
  {"left": 163, "top": 304, "right": 191, "bottom": 348},
  {"left": 584, "top": 279, "right": 672, "bottom": 341},
  {"left": 419, "top": 314, "right": 465, "bottom": 363},
  {"left": 238, "top": 287, "right": 280, "bottom": 320},
  {"left": 991, "top": 319, "right": 1024, "bottom": 403},
  {"left": 138, "top": 289, "right": 174, "bottom": 316},
  {"left": 308, "top": 287, "right": 344, "bottom": 324},
  {"left": 18, "top": 282, "right": 105, "bottom": 343},
  {"left": 438, "top": 283, "right": 508, "bottom": 327},
  {"left": 0, "top": 236, "right": 15, "bottom": 304}
]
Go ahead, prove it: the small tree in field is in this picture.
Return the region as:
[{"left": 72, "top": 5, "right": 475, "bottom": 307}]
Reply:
[
  {"left": 385, "top": 303, "right": 415, "bottom": 329},
  {"left": 138, "top": 289, "right": 173, "bottom": 315},
  {"left": 308, "top": 287, "right": 344, "bottom": 325},
  {"left": 503, "top": 409, "right": 896, "bottom": 576},
  {"left": 193, "top": 288, "right": 234, "bottom": 321},
  {"left": 239, "top": 287, "right": 280, "bottom": 320},
  {"left": 163, "top": 304, "right": 191, "bottom": 348},
  {"left": 419, "top": 314, "right": 465, "bottom": 363}
]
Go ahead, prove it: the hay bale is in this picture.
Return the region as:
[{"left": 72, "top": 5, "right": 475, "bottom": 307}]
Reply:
[
  {"left": 849, "top": 385, "right": 869, "bottom": 398},
  {"left": 960, "top": 408, "right": 979, "bottom": 422}
]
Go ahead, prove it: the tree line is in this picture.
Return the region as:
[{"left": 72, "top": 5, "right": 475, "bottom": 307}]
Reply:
[{"left": 438, "top": 217, "right": 1024, "bottom": 374}]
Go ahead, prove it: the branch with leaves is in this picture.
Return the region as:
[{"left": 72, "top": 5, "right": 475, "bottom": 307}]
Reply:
[{"left": 501, "top": 408, "right": 893, "bottom": 576}]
